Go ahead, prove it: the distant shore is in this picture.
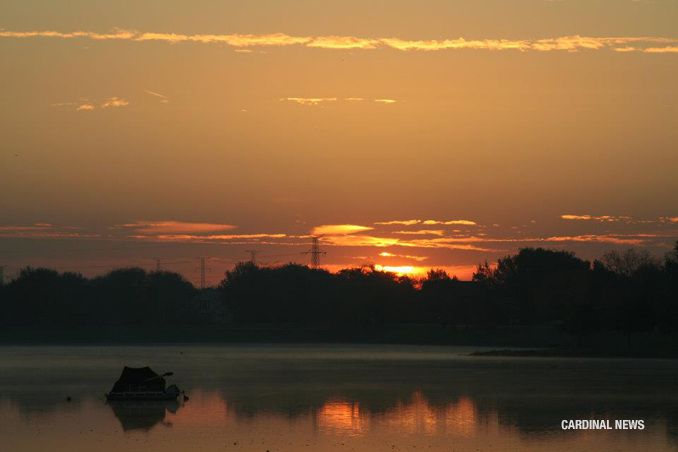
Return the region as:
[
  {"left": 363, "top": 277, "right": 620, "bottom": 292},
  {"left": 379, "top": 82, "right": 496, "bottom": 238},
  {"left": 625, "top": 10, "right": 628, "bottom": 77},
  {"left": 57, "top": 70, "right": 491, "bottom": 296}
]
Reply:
[
  {"left": 469, "top": 347, "right": 678, "bottom": 359},
  {"left": 1, "top": 325, "right": 677, "bottom": 358}
]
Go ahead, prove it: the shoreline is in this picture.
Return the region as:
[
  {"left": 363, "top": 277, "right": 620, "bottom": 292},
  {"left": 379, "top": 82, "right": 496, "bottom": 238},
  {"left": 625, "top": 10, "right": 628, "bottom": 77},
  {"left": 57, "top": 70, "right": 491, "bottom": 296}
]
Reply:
[{"left": 1, "top": 325, "right": 677, "bottom": 358}]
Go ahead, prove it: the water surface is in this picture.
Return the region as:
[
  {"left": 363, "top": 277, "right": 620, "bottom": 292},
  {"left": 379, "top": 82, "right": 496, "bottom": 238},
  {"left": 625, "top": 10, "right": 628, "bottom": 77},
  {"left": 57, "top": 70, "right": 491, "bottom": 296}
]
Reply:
[{"left": 1, "top": 345, "right": 677, "bottom": 451}]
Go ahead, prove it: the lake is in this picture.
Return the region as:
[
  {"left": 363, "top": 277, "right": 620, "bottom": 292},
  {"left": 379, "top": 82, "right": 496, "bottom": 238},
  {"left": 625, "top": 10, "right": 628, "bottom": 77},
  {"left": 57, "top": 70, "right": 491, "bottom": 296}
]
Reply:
[{"left": 1, "top": 345, "right": 677, "bottom": 451}]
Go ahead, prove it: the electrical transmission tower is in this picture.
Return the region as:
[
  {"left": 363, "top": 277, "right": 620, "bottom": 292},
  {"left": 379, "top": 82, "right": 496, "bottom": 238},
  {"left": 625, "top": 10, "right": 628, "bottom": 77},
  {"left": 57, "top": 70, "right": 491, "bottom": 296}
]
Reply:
[
  {"left": 154, "top": 258, "right": 162, "bottom": 272},
  {"left": 194, "top": 257, "right": 212, "bottom": 289},
  {"left": 245, "top": 250, "right": 260, "bottom": 265},
  {"left": 303, "top": 235, "right": 326, "bottom": 268}
]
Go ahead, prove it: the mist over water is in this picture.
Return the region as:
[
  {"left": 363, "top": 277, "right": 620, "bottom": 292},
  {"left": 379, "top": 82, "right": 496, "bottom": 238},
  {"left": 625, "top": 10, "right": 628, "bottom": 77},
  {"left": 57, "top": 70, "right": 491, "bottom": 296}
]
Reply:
[{"left": 1, "top": 345, "right": 677, "bottom": 452}]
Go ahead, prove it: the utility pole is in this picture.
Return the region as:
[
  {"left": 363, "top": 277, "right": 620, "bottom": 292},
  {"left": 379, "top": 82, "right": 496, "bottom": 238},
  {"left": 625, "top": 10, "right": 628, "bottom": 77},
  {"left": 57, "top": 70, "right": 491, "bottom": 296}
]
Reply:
[
  {"left": 194, "top": 257, "right": 212, "bottom": 289},
  {"left": 303, "top": 236, "right": 326, "bottom": 268},
  {"left": 245, "top": 250, "right": 260, "bottom": 265}
]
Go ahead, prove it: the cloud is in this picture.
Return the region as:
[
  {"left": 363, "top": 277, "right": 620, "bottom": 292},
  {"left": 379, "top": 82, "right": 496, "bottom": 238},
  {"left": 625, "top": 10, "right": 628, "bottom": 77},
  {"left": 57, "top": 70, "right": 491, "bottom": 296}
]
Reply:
[
  {"left": 116, "top": 220, "right": 236, "bottom": 234},
  {"left": 0, "top": 231, "right": 100, "bottom": 239},
  {"left": 3, "top": 29, "right": 678, "bottom": 53},
  {"left": 322, "top": 234, "right": 497, "bottom": 252},
  {"left": 306, "top": 36, "right": 379, "bottom": 50},
  {"left": 345, "top": 98, "right": 364, "bottom": 101},
  {"left": 545, "top": 235, "right": 645, "bottom": 245},
  {"left": 101, "top": 97, "right": 129, "bottom": 108},
  {"left": 0, "top": 223, "right": 53, "bottom": 231},
  {"left": 379, "top": 252, "right": 428, "bottom": 262},
  {"left": 393, "top": 230, "right": 445, "bottom": 236},
  {"left": 423, "top": 220, "right": 477, "bottom": 226},
  {"left": 0, "top": 223, "right": 98, "bottom": 239},
  {"left": 76, "top": 104, "right": 95, "bottom": 111},
  {"left": 375, "top": 99, "right": 396, "bottom": 103},
  {"left": 134, "top": 31, "right": 311, "bottom": 46},
  {"left": 374, "top": 220, "right": 421, "bottom": 225},
  {"left": 280, "top": 97, "right": 337, "bottom": 106},
  {"left": 645, "top": 46, "right": 678, "bottom": 53},
  {"left": 311, "top": 224, "right": 374, "bottom": 236},
  {"left": 143, "top": 89, "right": 170, "bottom": 103},
  {"left": 561, "top": 214, "right": 632, "bottom": 222},
  {"left": 137, "top": 233, "right": 288, "bottom": 242}
]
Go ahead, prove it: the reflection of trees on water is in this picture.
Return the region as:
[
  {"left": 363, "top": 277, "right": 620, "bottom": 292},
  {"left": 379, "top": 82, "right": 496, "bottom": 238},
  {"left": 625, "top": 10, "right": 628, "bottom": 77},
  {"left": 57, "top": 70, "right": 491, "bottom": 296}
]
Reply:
[
  {"left": 204, "top": 359, "right": 678, "bottom": 442},
  {"left": 107, "top": 401, "right": 181, "bottom": 432},
  {"left": 3, "top": 358, "right": 678, "bottom": 442}
]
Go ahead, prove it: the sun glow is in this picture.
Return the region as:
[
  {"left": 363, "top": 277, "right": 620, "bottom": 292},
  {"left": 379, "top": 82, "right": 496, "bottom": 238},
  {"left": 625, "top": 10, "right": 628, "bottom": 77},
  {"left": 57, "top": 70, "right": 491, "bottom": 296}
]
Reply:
[{"left": 374, "top": 265, "right": 416, "bottom": 275}]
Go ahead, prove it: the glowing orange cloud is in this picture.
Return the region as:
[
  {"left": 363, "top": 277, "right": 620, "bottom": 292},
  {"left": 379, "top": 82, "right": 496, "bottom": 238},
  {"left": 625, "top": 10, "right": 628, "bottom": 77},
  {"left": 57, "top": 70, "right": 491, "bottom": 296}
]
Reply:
[
  {"left": 149, "top": 233, "right": 288, "bottom": 241},
  {"left": 280, "top": 97, "right": 337, "bottom": 106},
  {"left": 3, "top": 30, "right": 678, "bottom": 53},
  {"left": 322, "top": 234, "right": 497, "bottom": 251},
  {"left": 312, "top": 224, "right": 374, "bottom": 236},
  {"left": 0, "top": 223, "right": 94, "bottom": 239},
  {"left": 101, "top": 97, "right": 129, "bottom": 108},
  {"left": 393, "top": 230, "right": 444, "bottom": 236},
  {"left": 423, "top": 220, "right": 477, "bottom": 226},
  {"left": 117, "top": 220, "right": 236, "bottom": 234},
  {"left": 375, "top": 220, "right": 421, "bottom": 226},
  {"left": 561, "top": 214, "right": 631, "bottom": 222}
]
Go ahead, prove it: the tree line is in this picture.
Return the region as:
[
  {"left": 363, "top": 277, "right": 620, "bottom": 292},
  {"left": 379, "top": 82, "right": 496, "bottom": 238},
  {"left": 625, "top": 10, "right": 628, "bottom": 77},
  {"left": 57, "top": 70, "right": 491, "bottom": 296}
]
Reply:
[{"left": 1, "top": 242, "right": 677, "bottom": 337}]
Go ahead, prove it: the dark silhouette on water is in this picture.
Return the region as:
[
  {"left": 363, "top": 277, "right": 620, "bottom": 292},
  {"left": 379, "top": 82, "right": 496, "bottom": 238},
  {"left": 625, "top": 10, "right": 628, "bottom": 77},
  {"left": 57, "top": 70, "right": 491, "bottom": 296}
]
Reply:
[{"left": 106, "top": 366, "right": 183, "bottom": 401}]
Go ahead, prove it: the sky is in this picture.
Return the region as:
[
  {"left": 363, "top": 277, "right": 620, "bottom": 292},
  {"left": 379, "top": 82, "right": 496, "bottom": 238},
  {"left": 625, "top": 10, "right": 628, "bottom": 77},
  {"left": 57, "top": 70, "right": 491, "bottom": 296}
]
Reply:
[{"left": 1, "top": 0, "right": 677, "bottom": 285}]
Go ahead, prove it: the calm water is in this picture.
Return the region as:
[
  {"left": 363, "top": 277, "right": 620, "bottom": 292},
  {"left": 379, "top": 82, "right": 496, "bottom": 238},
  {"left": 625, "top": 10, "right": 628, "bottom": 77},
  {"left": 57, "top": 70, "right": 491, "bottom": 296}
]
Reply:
[{"left": 1, "top": 345, "right": 677, "bottom": 452}]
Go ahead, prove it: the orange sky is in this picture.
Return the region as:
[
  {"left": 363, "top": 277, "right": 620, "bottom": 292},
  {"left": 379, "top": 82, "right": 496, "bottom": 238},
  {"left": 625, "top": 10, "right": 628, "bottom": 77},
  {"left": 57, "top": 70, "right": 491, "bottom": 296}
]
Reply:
[{"left": 1, "top": 0, "right": 677, "bottom": 284}]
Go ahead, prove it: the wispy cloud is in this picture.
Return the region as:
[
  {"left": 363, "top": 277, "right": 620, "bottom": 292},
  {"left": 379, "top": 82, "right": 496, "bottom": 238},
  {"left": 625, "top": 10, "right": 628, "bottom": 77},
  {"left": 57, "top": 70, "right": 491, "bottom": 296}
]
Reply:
[
  {"left": 0, "top": 223, "right": 54, "bottom": 231},
  {"left": 133, "top": 233, "right": 288, "bottom": 242},
  {"left": 143, "top": 89, "right": 169, "bottom": 103},
  {"left": 375, "top": 99, "right": 396, "bottom": 104},
  {"left": 115, "top": 220, "right": 236, "bottom": 234},
  {"left": 56, "top": 96, "right": 129, "bottom": 111},
  {"left": 3, "top": 29, "right": 678, "bottom": 53},
  {"left": 379, "top": 252, "right": 428, "bottom": 262},
  {"left": 0, "top": 223, "right": 98, "bottom": 239},
  {"left": 375, "top": 220, "right": 421, "bottom": 226},
  {"left": 423, "top": 220, "right": 477, "bottom": 226},
  {"left": 311, "top": 224, "right": 374, "bottom": 236},
  {"left": 321, "top": 234, "right": 497, "bottom": 252},
  {"left": 101, "top": 97, "right": 129, "bottom": 108},
  {"left": 280, "top": 97, "right": 337, "bottom": 106},
  {"left": 393, "top": 230, "right": 445, "bottom": 236},
  {"left": 561, "top": 214, "right": 632, "bottom": 222}
]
